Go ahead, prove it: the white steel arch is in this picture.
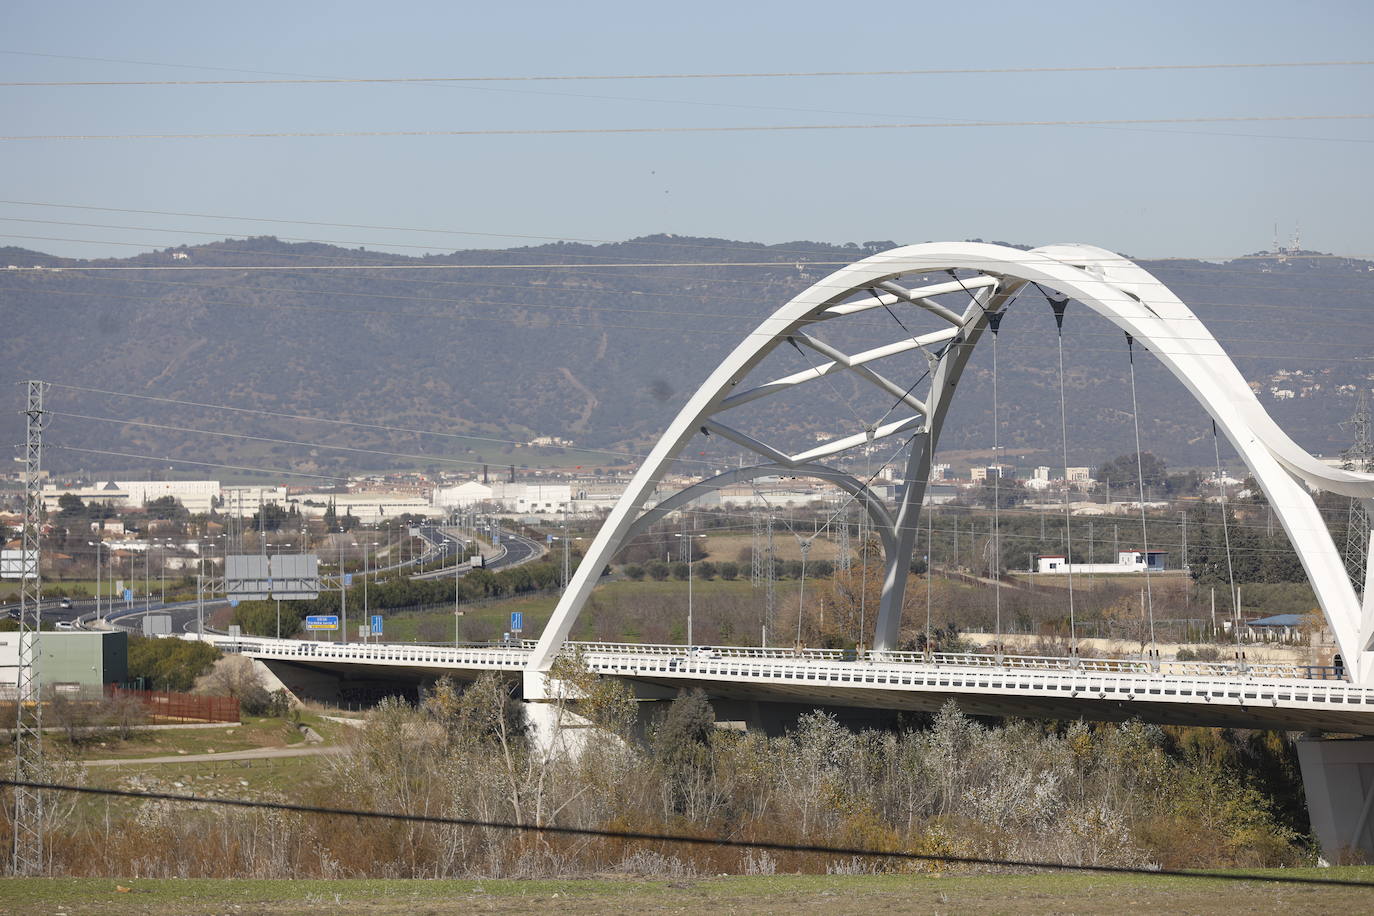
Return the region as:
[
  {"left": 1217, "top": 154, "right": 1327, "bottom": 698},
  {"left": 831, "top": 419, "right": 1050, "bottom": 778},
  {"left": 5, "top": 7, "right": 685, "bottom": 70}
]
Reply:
[{"left": 527, "top": 242, "right": 1374, "bottom": 685}]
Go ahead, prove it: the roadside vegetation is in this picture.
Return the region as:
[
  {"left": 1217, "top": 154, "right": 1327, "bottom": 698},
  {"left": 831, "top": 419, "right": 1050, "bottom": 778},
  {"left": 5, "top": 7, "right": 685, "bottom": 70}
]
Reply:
[{"left": 6, "top": 657, "right": 1319, "bottom": 879}]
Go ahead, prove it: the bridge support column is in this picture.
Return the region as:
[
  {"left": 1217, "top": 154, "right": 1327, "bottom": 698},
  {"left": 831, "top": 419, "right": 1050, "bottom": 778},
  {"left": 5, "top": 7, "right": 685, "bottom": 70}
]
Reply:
[
  {"left": 1296, "top": 737, "right": 1374, "bottom": 864},
  {"left": 521, "top": 670, "right": 599, "bottom": 756}
]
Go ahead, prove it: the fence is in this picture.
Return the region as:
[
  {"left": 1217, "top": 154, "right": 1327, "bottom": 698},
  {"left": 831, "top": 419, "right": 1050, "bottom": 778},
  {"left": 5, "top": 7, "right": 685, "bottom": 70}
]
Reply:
[{"left": 105, "top": 685, "right": 240, "bottom": 724}]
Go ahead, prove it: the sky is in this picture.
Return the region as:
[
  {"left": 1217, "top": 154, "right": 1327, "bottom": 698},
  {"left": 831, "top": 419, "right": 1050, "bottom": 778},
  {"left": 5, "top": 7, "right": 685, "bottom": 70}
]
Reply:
[{"left": 2, "top": 0, "right": 1373, "bottom": 261}]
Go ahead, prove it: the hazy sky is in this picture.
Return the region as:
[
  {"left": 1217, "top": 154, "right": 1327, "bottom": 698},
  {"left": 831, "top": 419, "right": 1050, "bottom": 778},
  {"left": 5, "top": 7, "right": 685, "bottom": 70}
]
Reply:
[{"left": 3, "top": 1, "right": 1373, "bottom": 260}]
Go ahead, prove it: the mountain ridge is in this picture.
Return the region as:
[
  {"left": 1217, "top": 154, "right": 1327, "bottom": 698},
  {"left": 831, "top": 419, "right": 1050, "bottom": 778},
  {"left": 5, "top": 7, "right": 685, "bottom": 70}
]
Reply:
[{"left": 2, "top": 235, "right": 1369, "bottom": 480}]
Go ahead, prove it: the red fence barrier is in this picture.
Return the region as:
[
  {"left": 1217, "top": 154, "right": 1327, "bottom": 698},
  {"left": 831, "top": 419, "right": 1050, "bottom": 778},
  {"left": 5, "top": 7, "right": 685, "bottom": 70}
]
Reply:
[{"left": 105, "top": 686, "right": 240, "bottom": 724}]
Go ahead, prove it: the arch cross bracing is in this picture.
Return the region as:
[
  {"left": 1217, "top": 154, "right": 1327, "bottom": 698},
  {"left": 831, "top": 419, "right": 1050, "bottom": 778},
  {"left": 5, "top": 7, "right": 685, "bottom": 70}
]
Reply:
[{"left": 528, "top": 242, "right": 1374, "bottom": 685}]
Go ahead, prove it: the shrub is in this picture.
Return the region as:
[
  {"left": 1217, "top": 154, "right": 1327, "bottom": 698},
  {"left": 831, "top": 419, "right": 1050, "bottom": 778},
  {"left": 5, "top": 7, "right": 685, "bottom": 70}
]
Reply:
[
  {"left": 623, "top": 564, "right": 646, "bottom": 581},
  {"left": 128, "top": 636, "right": 221, "bottom": 692}
]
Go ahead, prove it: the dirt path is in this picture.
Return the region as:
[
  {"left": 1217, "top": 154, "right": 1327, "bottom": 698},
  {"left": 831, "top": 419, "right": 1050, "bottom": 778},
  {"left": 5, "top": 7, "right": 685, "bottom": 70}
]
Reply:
[{"left": 81, "top": 744, "right": 343, "bottom": 767}]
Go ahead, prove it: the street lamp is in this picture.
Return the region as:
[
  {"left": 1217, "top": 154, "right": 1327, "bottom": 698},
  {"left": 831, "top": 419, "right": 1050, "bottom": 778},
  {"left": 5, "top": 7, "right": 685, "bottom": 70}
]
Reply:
[
  {"left": 446, "top": 538, "right": 463, "bottom": 648},
  {"left": 674, "top": 532, "right": 708, "bottom": 649},
  {"left": 337, "top": 530, "right": 350, "bottom": 645},
  {"left": 154, "top": 537, "right": 170, "bottom": 605},
  {"left": 549, "top": 535, "right": 582, "bottom": 590},
  {"left": 87, "top": 541, "right": 108, "bottom": 622},
  {"left": 362, "top": 539, "right": 379, "bottom": 642}
]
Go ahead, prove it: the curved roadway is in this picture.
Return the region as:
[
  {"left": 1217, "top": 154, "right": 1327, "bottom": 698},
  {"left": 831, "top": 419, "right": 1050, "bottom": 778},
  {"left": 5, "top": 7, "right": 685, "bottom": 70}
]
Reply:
[{"left": 94, "top": 526, "right": 544, "bottom": 638}]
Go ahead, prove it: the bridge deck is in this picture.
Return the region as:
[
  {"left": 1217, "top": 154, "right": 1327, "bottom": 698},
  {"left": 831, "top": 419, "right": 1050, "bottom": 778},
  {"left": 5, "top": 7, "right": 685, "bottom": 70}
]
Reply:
[{"left": 233, "top": 638, "right": 1374, "bottom": 735}]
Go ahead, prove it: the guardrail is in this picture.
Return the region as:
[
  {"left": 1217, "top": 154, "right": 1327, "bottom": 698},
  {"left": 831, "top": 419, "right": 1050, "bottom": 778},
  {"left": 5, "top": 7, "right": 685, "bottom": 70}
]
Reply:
[
  {"left": 220, "top": 635, "right": 1349, "bottom": 684},
  {"left": 559, "top": 642, "right": 1343, "bottom": 680}
]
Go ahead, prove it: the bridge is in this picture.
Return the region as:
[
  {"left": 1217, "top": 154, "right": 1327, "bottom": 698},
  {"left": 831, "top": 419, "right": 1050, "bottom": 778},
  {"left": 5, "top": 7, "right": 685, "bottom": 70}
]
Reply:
[
  {"left": 235, "top": 241, "right": 1374, "bottom": 860},
  {"left": 237, "top": 636, "right": 1374, "bottom": 735}
]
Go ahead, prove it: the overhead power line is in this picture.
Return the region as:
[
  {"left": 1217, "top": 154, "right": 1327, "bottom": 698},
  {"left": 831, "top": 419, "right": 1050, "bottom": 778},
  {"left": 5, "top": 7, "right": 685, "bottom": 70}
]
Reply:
[
  {"left": 47, "top": 444, "right": 348, "bottom": 481},
  {"left": 3, "top": 113, "right": 1371, "bottom": 142},
  {"left": 4, "top": 779, "right": 1370, "bottom": 888},
  {"left": 5, "top": 59, "right": 1372, "bottom": 86},
  {"left": 5, "top": 199, "right": 1374, "bottom": 278},
  {"left": 1, "top": 237, "right": 1368, "bottom": 271}
]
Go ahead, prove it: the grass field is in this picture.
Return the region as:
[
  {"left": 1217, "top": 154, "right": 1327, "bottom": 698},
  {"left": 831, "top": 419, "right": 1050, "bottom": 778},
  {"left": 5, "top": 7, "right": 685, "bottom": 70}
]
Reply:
[
  {"left": 1, "top": 871, "right": 1370, "bottom": 914},
  {"left": 376, "top": 576, "right": 803, "bottom": 644},
  {"left": 704, "top": 532, "right": 847, "bottom": 563}
]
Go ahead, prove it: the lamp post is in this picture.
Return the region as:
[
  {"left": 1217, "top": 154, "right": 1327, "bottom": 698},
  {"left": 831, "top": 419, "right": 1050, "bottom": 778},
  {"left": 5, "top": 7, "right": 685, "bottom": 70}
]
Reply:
[
  {"left": 447, "top": 538, "right": 461, "bottom": 647},
  {"left": 157, "top": 538, "right": 168, "bottom": 605},
  {"left": 362, "top": 539, "right": 379, "bottom": 642},
  {"left": 197, "top": 541, "right": 204, "bottom": 638},
  {"left": 337, "top": 530, "right": 349, "bottom": 645},
  {"left": 674, "top": 532, "right": 707, "bottom": 649},
  {"left": 87, "top": 541, "right": 106, "bottom": 622}
]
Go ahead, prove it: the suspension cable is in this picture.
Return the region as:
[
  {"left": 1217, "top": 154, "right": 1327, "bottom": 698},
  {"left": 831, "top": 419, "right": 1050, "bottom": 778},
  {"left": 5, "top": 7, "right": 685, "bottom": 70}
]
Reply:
[
  {"left": 1212, "top": 420, "right": 1242, "bottom": 665},
  {"left": 1043, "top": 287, "right": 1079, "bottom": 658},
  {"left": 988, "top": 310, "right": 1005, "bottom": 662},
  {"left": 926, "top": 500, "right": 934, "bottom": 658},
  {"left": 1126, "top": 334, "right": 1158, "bottom": 663}
]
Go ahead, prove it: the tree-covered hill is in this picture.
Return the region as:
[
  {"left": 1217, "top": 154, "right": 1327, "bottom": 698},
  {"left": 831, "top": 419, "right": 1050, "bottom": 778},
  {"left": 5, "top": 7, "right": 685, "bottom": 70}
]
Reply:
[{"left": 2, "top": 236, "right": 1369, "bottom": 477}]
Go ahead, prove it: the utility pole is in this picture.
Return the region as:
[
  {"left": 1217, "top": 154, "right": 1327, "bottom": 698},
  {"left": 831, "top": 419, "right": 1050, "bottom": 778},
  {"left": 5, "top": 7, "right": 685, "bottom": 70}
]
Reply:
[
  {"left": 337, "top": 535, "right": 348, "bottom": 645},
  {"left": 454, "top": 533, "right": 464, "bottom": 648},
  {"left": 561, "top": 503, "right": 570, "bottom": 588},
  {"left": 13, "top": 380, "right": 47, "bottom": 875}
]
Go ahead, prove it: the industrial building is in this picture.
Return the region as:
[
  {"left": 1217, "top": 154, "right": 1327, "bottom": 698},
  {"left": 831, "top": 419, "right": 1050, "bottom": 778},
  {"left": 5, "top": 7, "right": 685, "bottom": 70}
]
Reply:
[
  {"left": 1035, "top": 549, "right": 1167, "bottom": 575},
  {"left": 0, "top": 630, "right": 129, "bottom": 699}
]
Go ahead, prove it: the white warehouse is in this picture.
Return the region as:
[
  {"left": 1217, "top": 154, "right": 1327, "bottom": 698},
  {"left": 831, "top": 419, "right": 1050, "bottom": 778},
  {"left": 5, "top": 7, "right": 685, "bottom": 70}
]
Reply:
[{"left": 1036, "top": 549, "right": 1167, "bottom": 575}]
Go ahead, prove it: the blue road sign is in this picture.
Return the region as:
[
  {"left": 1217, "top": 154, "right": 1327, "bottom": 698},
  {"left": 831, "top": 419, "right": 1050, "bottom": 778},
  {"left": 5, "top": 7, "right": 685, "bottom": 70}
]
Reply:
[
  {"left": 510, "top": 611, "right": 523, "bottom": 632},
  {"left": 229, "top": 599, "right": 239, "bottom": 608},
  {"left": 371, "top": 614, "right": 383, "bottom": 636},
  {"left": 343, "top": 573, "right": 353, "bottom": 586},
  {"left": 305, "top": 615, "right": 340, "bottom": 631},
  {"left": 122, "top": 588, "right": 133, "bottom": 602}
]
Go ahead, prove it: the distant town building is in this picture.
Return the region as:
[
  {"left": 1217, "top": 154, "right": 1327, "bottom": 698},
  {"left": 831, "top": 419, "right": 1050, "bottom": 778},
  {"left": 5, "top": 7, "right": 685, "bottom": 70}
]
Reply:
[{"left": 1035, "top": 549, "right": 1166, "bottom": 575}]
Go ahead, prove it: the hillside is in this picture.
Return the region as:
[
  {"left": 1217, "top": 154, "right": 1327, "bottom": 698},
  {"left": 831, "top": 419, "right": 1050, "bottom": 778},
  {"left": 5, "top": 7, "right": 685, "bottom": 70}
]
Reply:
[{"left": 1, "top": 236, "right": 1370, "bottom": 479}]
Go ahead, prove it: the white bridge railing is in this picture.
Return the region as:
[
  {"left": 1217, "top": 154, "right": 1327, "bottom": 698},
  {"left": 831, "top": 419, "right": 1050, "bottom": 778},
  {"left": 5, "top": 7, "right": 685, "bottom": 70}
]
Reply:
[
  {"left": 554, "top": 641, "right": 1342, "bottom": 681},
  {"left": 223, "top": 635, "right": 1346, "bottom": 683}
]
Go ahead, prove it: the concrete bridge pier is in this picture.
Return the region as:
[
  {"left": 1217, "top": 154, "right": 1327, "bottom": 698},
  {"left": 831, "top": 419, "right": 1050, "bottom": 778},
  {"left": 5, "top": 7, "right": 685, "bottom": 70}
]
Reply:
[{"left": 1296, "top": 737, "right": 1374, "bottom": 863}]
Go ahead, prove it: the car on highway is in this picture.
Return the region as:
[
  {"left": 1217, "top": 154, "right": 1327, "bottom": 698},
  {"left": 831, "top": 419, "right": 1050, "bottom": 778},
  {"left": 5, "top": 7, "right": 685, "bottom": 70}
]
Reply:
[
  {"left": 59, "top": 597, "right": 73, "bottom": 609},
  {"left": 55, "top": 620, "right": 75, "bottom": 630}
]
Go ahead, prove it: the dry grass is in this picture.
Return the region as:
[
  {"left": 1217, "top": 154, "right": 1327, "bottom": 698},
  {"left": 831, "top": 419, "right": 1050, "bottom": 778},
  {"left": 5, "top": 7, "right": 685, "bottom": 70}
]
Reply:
[{"left": 0, "top": 871, "right": 1370, "bottom": 915}]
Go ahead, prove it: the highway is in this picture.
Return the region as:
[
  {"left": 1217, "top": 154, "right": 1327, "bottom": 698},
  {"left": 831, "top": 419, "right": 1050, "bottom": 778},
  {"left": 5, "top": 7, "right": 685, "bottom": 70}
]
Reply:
[
  {"left": 412, "top": 525, "right": 544, "bottom": 579},
  {"left": 79, "top": 524, "right": 540, "bottom": 638}
]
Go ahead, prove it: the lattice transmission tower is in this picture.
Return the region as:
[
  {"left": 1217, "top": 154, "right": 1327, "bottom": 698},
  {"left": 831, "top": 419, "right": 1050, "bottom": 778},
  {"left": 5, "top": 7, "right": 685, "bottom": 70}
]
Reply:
[
  {"left": 1342, "top": 393, "right": 1374, "bottom": 595},
  {"left": 835, "top": 504, "right": 852, "bottom": 573},
  {"left": 750, "top": 511, "right": 763, "bottom": 586},
  {"left": 12, "top": 380, "right": 47, "bottom": 875},
  {"left": 761, "top": 515, "right": 776, "bottom": 645}
]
